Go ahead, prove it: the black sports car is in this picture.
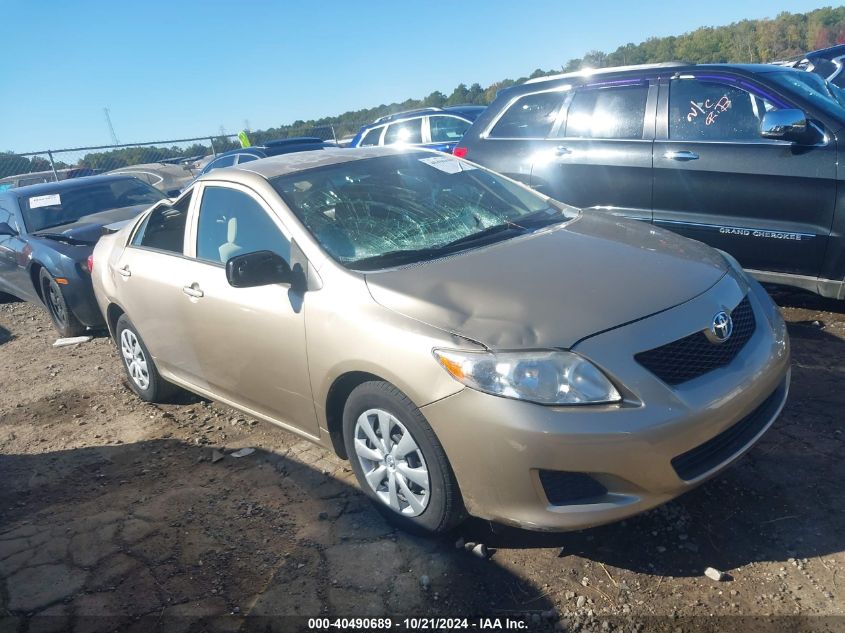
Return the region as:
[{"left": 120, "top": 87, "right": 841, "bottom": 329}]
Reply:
[{"left": 0, "top": 175, "right": 166, "bottom": 336}]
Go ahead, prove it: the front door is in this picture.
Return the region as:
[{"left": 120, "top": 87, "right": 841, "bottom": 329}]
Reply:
[
  {"left": 652, "top": 74, "right": 836, "bottom": 277},
  {"left": 530, "top": 80, "right": 655, "bottom": 221},
  {"left": 180, "top": 182, "right": 317, "bottom": 436}
]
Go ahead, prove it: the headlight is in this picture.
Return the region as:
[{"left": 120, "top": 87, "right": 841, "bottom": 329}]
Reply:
[{"left": 433, "top": 349, "right": 621, "bottom": 405}]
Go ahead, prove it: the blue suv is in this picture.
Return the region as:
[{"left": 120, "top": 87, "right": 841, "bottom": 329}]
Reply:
[{"left": 350, "top": 105, "right": 485, "bottom": 153}]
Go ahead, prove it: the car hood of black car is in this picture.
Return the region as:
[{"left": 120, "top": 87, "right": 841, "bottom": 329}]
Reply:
[{"left": 31, "top": 205, "right": 149, "bottom": 245}]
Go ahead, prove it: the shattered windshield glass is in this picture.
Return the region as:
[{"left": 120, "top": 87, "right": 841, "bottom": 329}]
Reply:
[{"left": 271, "top": 152, "right": 577, "bottom": 270}]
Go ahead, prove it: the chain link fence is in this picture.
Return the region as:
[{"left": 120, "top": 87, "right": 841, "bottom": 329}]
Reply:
[{"left": 0, "top": 122, "right": 368, "bottom": 193}]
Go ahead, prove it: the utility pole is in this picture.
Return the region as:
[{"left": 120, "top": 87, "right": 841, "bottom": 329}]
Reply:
[{"left": 103, "top": 107, "right": 119, "bottom": 145}]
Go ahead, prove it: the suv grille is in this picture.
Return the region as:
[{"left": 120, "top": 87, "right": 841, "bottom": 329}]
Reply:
[
  {"left": 671, "top": 380, "right": 786, "bottom": 481},
  {"left": 635, "top": 296, "right": 755, "bottom": 386}
]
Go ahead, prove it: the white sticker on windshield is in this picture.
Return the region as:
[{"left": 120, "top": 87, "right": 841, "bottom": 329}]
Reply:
[
  {"left": 29, "top": 194, "right": 61, "bottom": 209},
  {"left": 419, "top": 156, "right": 475, "bottom": 174}
]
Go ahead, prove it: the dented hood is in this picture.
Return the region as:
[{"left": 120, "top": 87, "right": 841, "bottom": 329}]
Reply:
[{"left": 365, "top": 212, "right": 729, "bottom": 349}]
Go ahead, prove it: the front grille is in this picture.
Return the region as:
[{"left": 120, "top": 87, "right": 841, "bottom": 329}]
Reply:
[
  {"left": 671, "top": 380, "right": 786, "bottom": 481},
  {"left": 635, "top": 296, "right": 756, "bottom": 385},
  {"left": 538, "top": 470, "right": 607, "bottom": 505}
]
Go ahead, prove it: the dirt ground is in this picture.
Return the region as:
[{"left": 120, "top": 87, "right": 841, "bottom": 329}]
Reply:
[{"left": 0, "top": 287, "right": 843, "bottom": 633}]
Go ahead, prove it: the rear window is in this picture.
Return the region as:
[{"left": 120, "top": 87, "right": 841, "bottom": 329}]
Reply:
[{"left": 488, "top": 91, "right": 566, "bottom": 138}]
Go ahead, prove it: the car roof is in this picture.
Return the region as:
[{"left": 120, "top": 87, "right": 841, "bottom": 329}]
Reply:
[
  {"left": 519, "top": 62, "right": 790, "bottom": 88},
  {"left": 8, "top": 174, "right": 141, "bottom": 198},
  {"left": 220, "top": 146, "right": 425, "bottom": 181},
  {"left": 805, "top": 44, "right": 845, "bottom": 60},
  {"left": 370, "top": 105, "right": 486, "bottom": 126}
]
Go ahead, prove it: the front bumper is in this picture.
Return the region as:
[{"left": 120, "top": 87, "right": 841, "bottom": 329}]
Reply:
[{"left": 421, "top": 274, "right": 790, "bottom": 531}]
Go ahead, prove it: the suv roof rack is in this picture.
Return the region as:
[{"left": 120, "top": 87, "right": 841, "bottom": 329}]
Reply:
[
  {"left": 524, "top": 61, "right": 688, "bottom": 84},
  {"left": 373, "top": 107, "right": 444, "bottom": 124}
]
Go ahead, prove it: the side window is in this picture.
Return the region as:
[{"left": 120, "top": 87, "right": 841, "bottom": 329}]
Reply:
[
  {"left": 429, "top": 116, "right": 471, "bottom": 143},
  {"left": 237, "top": 154, "right": 258, "bottom": 165},
  {"left": 0, "top": 203, "right": 19, "bottom": 232},
  {"left": 132, "top": 192, "right": 191, "bottom": 253},
  {"left": 202, "top": 154, "right": 236, "bottom": 175},
  {"left": 384, "top": 118, "right": 423, "bottom": 144},
  {"left": 562, "top": 84, "right": 649, "bottom": 139},
  {"left": 195, "top": 186, "right": 290, "bottom": 265},
  {"left": 669, "top": 79, "right": 779, "bottom": 142},
  {"left": 488, "top": 91, "right": 566, "bottom": 138},
  {"left": 359, "top": 127, "right": 383, "bottom": 146}
]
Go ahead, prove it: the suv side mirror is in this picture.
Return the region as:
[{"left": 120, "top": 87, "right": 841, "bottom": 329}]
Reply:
[
  {"left": 226, "top": 250, "right": 292, "bottom": 288},
  {"left": 0, "top": 222, "right": 18, "bottom": 237},
  {"left": 761, "top": 109, "right": 811, "bottom": 143}
]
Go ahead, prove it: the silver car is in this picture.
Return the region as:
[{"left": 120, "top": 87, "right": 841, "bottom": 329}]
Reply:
[{"left": 91, "top": 147, "right": 790, "bottom": 533}]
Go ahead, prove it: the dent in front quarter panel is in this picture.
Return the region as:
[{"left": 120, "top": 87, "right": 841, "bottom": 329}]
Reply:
[{"left": 303, "top": 267, "right": 477, "bottom": 433}]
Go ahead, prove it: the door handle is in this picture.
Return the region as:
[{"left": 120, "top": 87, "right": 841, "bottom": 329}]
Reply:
[
  {"left": 117, "top": 265, "right": 131, "bottom": 278},
  {"left": 182, "top": 284, "right": 204, "bottom": 298},
  {"left": 664, "top": 150, "right": 699, "bottom": 161},
  {"left": 554, "top": 146, "right": 572, "bottom": 156}
]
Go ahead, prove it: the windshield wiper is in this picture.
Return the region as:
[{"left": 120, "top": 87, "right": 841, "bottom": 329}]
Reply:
[
  {"left": 436, "top": 222, "right": 527, "bottom": 251},
  {"left": 32, "top": 232, "right": 92, "bottom": 245}
]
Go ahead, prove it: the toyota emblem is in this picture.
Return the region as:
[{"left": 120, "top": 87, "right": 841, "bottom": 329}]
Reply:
[{"left": 709, "top": 311, "right": 733, "bottom": 343}]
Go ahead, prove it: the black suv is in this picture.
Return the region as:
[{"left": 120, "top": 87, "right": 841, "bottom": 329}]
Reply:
[{"left": 454, "top": 62, "right": 845, "bottom": 299}]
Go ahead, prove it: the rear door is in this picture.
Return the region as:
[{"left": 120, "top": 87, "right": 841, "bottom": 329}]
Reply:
[
  {"left": 530, "top": 79, "right": 656, "bottom": 221},
  {"left": 112, "top": 194, "right": 198, "bottom": 379},
  {"left": 652, "top": 73, "right": 836, "bottom": 277}
]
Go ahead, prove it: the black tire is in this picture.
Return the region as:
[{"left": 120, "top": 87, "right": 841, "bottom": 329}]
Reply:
[
  {"left": 342, "top": 381, "right": 464, "bottom": 534},
  {"left": 39, "top": 269, "right": 85, "bottom": 338},
  {"left": 115, "top": 314, "right": 179, "bottom": 402}
]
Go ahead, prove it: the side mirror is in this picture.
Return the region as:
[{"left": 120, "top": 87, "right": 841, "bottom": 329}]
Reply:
[
  {"left": 0, "top": 222, "right": 18, "bottom": 237},
  {"left": 761, "top": 109, "right": 810, "bottom": 143},
  {"left": 226, "top": 250, "right": 292, "bottom": 288},
  {"left": 165, "top": 188, "right": 182, "bottom": 198}
]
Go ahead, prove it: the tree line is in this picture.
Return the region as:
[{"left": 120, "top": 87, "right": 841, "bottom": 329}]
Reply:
[{"left": 3, "top": 6, "right": 845, "bottom": 179}]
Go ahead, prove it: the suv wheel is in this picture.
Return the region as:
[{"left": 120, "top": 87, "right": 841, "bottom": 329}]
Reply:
[
  {"left": 342, "top": 381, "right": 464, "bottom": 533},
  {"left": 115, "top": 314, "right": 178, "bottom": 402},
  {"left": 40, "top": 269, "right": 85, "bottom": 337}
]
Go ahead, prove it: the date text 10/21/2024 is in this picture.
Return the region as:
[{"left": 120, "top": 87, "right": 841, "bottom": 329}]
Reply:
[{"left": 307, "top": 617, "right": 530, "bottom": 630}]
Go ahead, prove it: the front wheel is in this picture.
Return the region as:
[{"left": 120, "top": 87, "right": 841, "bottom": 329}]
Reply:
[
  {"left": 115, "top": 314, "right": 179, "bottom": 402},
  {"left": 342, "top": 381, "right": 464, "bottom": 534},
  {"left": 40, "top": 269, "right": 85, "bottom": 338}
]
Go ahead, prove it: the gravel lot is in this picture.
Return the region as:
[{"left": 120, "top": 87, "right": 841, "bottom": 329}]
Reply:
[{"left": 0, "top": 288, "right": 843, "bottom": 632}]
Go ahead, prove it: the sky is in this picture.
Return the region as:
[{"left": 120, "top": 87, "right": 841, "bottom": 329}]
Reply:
[{"left": 0, "top": 0, "right": 834, "bottom": 153}]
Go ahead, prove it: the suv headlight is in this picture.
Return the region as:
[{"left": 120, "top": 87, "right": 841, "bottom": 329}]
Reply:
[{"left": 433, "top": 349, "right": 621, "bottom": 405}]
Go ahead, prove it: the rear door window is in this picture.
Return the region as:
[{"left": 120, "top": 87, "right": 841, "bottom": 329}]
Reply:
[
  {"left": 359, "top": 126, "right": 384, "bottom": 146},
  {"left": 384, "top": 118, "right": 423, "bottom": 144},
  {"left": 489, "top": 91, "right": 566, "bottom": 138},
  {"left": 132, "top": 193, "right": 191, "bottom": 254},
  {"left": 562, "top": 84, "right": 649, "bottom": 139},
  {"left": 429, "top": 116, "right": 471, "bottom": 143},
  {"left": 669, "top": 79, "right": 779, "bottom": 142}
]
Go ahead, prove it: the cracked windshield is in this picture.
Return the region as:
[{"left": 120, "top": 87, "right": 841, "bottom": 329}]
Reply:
[{"left": 272, "top": 152, "right": 576, "bottom": 269}]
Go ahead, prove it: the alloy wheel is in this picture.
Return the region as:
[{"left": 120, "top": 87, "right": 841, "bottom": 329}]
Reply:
[{"left": 353, "top": 408, "right": 430, "bottom": 516}]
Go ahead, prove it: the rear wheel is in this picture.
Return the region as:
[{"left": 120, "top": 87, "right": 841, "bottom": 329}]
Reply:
[
  {"left": 342, "top": 381, "right": 464, "bottom": 534},
  {"left": 115, "top": 314, "right": 178, "bottom": 402},
  {"left": 39, "top": 269, "right": 85, "bottom": 338}
]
